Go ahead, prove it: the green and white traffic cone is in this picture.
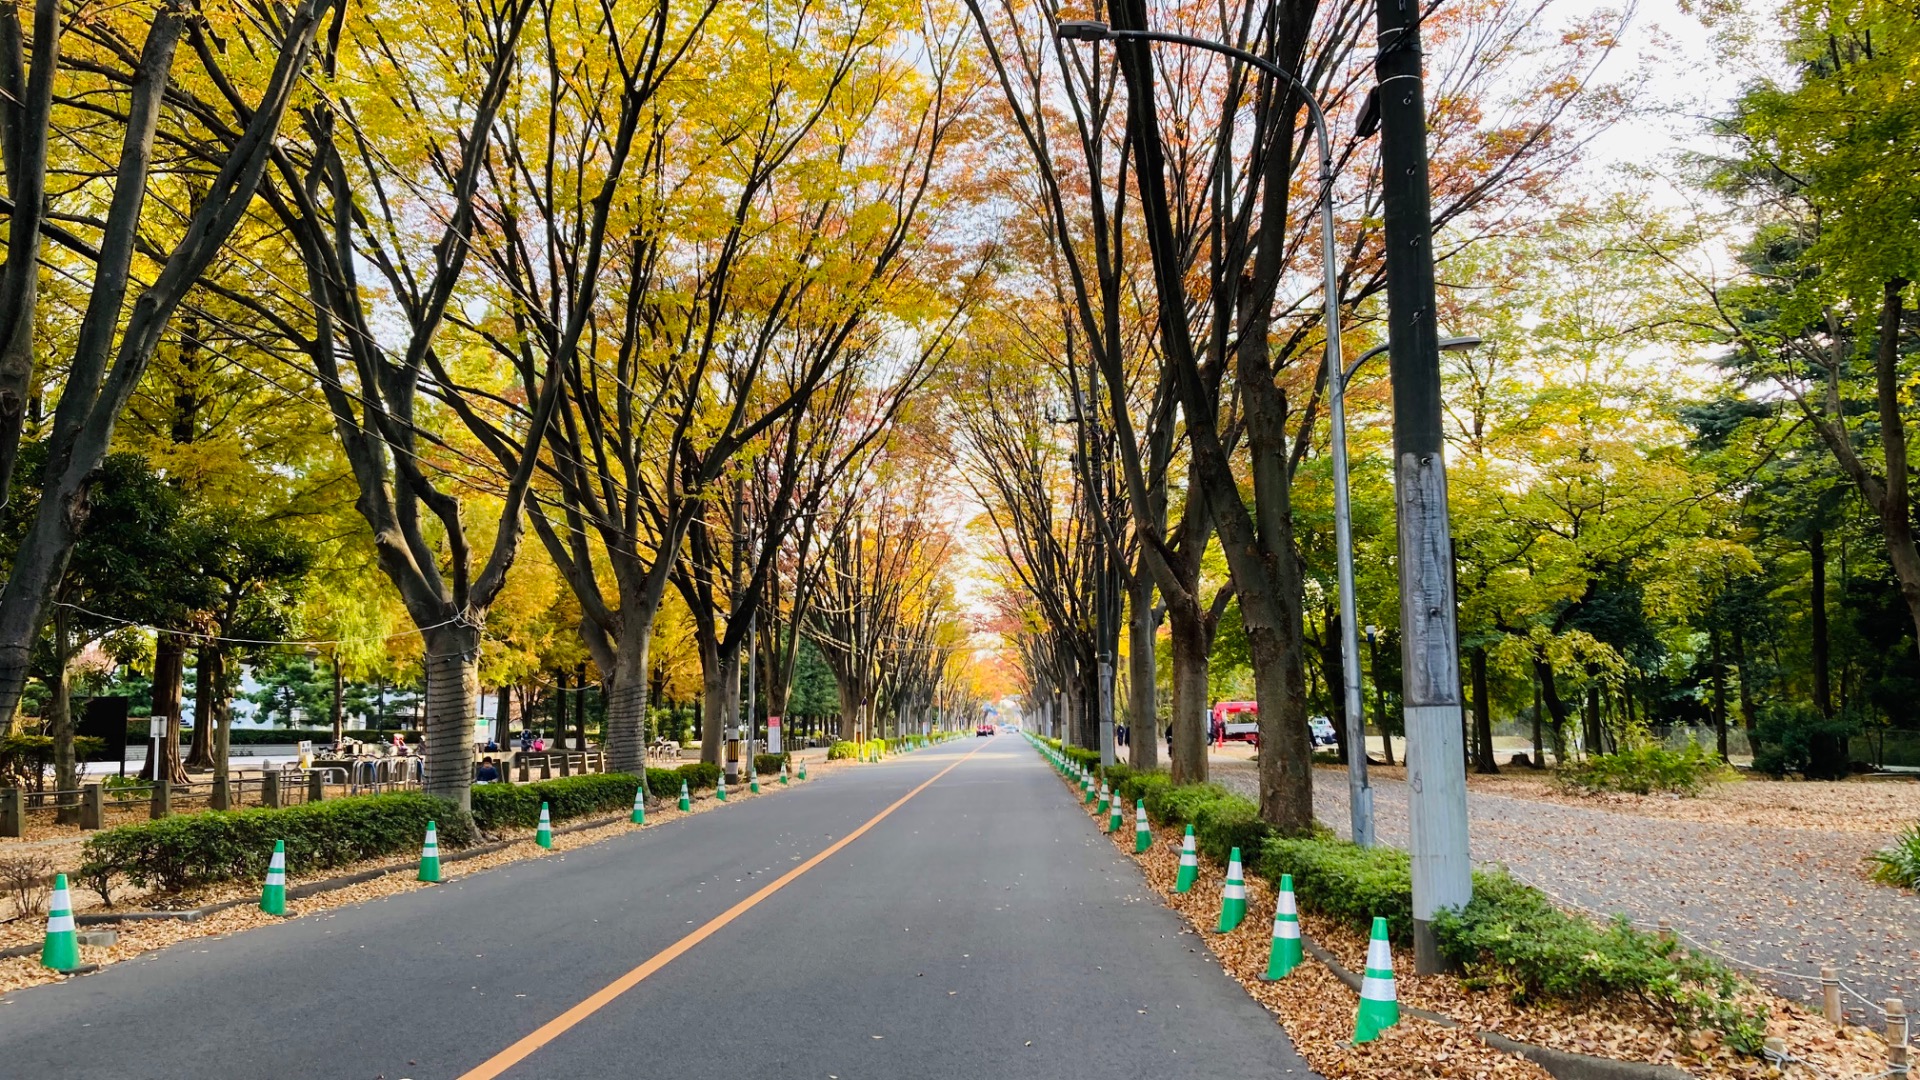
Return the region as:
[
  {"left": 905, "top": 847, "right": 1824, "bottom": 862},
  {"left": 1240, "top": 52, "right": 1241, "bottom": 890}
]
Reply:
[
  {"left": 632, "top": 785, "right": 647, "bottom": 824},
  {"left": 536, "top": 802, "right": 553, "bottom": 849},
  {"left": 717, "top": 777, "right": 727, "bottom": 802},
  {"left": 750, "top": 775, "right": 760, "bottom": 794},
  {"left": 1084, "top": 774, "right": 1096, "bottom": 806},
  {"left": 780, "top": 764, "right": 789, "bottom": 786},
  {"left": 1133, "top": 801, "right": 1151, "bottom": 854},
  {"left": 1352, "top": 917, "right": 1400, "bottom": 1044},
  {"left": 261, "top": 840, "right": 287, "bottom": 915},
  {"left": 799, "top": 762, "right": 808, "bottom": 781},
  {"left": 40, "top": 873, "right": 78, "bottom": 972},
  {"left": 1216, "top": 847, "right": 1248, "bottom": 932},
  {"left": 678, "top": 779, "right": 691, "bottom": 811},
  {"left": 1259, "top": 874, "right": 1303, "bottom": 981},
  {"left": 1096, "top": 782, "right": 1110, "bottom": 817},
  {"left": 1107, "top": 794, "right": 1123, "bottom": 834},
  {"left": 417, "top": 821, "right": 442, "bottom": 883},
  {"left": 1174, "top": 825, "right": 1199, "bottom": 893}
]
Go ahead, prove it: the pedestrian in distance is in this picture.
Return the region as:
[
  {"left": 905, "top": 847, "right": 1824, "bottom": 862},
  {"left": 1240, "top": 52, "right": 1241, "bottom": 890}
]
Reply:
[{"left": 475, "top": 759, "right": 500, "bottom": 783}]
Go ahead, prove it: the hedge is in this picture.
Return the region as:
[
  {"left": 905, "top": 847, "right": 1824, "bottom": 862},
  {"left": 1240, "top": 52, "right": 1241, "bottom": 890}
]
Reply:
[
  {"left": 753, "top": 752, "right": 790, "bottom": 775},
  {"left": 1077, "top": 754, "right": 1766, "bottom": 1051},
  {"left": 470, "top": 773, "right": 641, "bottom": 832},
  {"left": 78, "top": 792, "right": 465, "bottom": 898},
  {"left": 827, "top": 741, "right": 860, "bottom": 760},
  {"left": 677, "top": 761, "right": 721, "bottom": 790}
]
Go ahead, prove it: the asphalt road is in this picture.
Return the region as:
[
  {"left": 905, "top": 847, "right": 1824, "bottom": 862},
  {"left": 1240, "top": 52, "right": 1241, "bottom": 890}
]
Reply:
[{"left": 0, "top": 736, "right": 1314, "bottom": 1080}]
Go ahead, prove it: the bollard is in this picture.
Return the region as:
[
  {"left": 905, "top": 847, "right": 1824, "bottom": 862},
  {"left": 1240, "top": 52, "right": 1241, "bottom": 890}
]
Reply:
[
  {"left": 79, "top": 783, "right": 103, "bottom": 830},
  {"left": 540, "top": 756, "right": 552, "bottom": 780},
  {"left": 1889, "top": 998, "right": 1908, "bottom": 1049},
  {"left": 1763, "top": 1037, "right": 1786, "bottom": 1063},
  {"left": 261, "top": 771, "right": 282, "bottom": 810},
  {"left": 559, "top": 753, "right": 572, "bottom": 778},
  {"left": 1890, "top": 1044, "right": 1909, "bottom": 1078},
  {"left": 1656, "top": 918, "right": 1673, "bottom": 943},
  {"left": 518, "top": 758, "right": 530, "bottom": 783},
  {"left": 211, "top": 774, "right": 230, "bottom": 812},
  {"left": 149, "top": 777, "right": 171, "bottom": 820},
  {"left": 308, "top": 771, "right": 326, "bottom": 805},
  {"left": 1822, "top": 967, "right": 1843, "bottom": 1026},
  {"left": 0, "top": 788, "right": 21, "bottom": 837}
]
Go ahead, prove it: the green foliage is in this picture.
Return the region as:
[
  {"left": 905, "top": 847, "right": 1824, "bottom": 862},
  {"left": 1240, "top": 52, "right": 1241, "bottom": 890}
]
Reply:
[
  {"left": 1, "top": 733, "right": 107, "bottom": 770},
  {"left": 243, "top": 653, "right": 336, "bottom": 728},
  {"left": 1553, "top": 741, "right": 1729, "bottom": 796},
  {"left": 1257, "top": 836, "right": 1414, "bottom": 942},
  {"left": 1867, "top": 822, "right": 1920, "bottom": 890},
  {"left": 677, "top": 761, "right": 721, "bottom": 790},
  {"left": 1433, "top": 872, "right": 1766, "bottom": 1052},
  {"left": 469, "top": 773, "right": 640, "bottom": 831},
  {"left": 752, "top": 752, "right": 789, "bottom": 775},
  {"left": 78, "top": 792, "right": 466, "bottom": 895},
  {"left": 827, "top": 741, "right": 860, "bottom": 760},
  {"left": 1752, "top": 702, "right": 1860, "bottom": 780}
]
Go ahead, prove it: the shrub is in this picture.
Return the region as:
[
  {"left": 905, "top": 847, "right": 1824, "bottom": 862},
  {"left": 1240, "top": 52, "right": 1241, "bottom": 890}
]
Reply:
[
  {"left": 677, "top": 761, "right": 722, "bottom": 791},
  {"left": 79, "top": 792, "right": 467, "bottom": 895},
  {"left": 1554, "top": 741, "right": 1727, "bottom": 796},
  {"left": 646, "top": 767, "right": 688, "bottom": 797},
  {"left": 1257, "top": 835, "right": 1414, "bottom": 941},
  {"left": 1751, "top": 701, "right": 1861, "bottom": 780},
  {"left": 470, "top": 773, "right": 640, "bottom": 832},
  {"left": 1433, "top": 871, "right": 1766, "bottom": 1052},
  {"left": 753, "top": 752, "right": 790, "bottom": 775},
  {"left": 827, "top": 741, "right": 859, "bottom": 760},
  {"left": 1868, "top": 822, "right": 1920, "bottom": 890}
]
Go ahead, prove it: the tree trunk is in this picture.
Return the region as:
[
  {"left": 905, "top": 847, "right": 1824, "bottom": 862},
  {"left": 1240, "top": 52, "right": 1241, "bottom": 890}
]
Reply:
[
  {"left": 834, "top": 673, "right": 859, "bottom": 742},
  {"left": 1321, "top": 607, "right": 1350, "bottom": 765},
  {"left": 1534, "top": 656, "right": 1570, "bottom": 763},
  {"left": 1249, "top": 617, "right": 1312, "bottom": 835},
  {"left": 145, "top": 633, "right": 188, "bottom": 784},
  {"left": 1709, "top": 625, "right": 1728, "bottom": 761},
  {"left": 206, "top": 646, "right": 232, "bottom": 789},
  {"left": 554, "top": 669, "right": 569, "bottom": 751},
  {"left": 330, "top": 653, "right": 345, "bottom": 743},
  {"left": 186, "top": 645, "right": 216, "bottom": 767},
  {"left": 1530, "top": 672, "right": 1545, "bottom": 768},
  {"left": 420, "top": 623, "right": 482, "bottom": 811},
  {"left": 50, "top": 607, "right": 78, "bottom": 822},
  {"left": 493, "top": 682, "right": 511, "bottom": 746},
  {"left": 1127, "top": 575, "right": 1158, "bottom": 771},
  {"left": 575, "top": 662, "right": 589, "bottom": 750},
  {"left": 1470, "top": 646, "right": 1497, "bottom": 774},
  {"left": 699, "top": 638, "right": 742, "bottom": 765},
  {"left": 1583, "top": 683, "right": 1602, "bottom": 760},
  {"left": 1811, "top": 529, "right": 1832, "bottom": 717},
  {"left": 1167, "top": 608, "right": 1208, "bottom": 783},
  {"left": 600, "top": 625, "right": 654, "bottom": 779}
]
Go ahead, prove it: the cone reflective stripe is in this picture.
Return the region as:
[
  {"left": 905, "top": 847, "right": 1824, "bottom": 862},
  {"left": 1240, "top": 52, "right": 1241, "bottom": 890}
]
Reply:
[
  {"left": 1107, "top": 795, "right": 1123, "bottom": 833},
  {"left": 261, "top": 840, "right": 287, "bottom": 915},
  {"left": 679, "top": 780, "right": 691, "bottom": 810},
  {"left": 1133, "top": 801, "right": 1151, "bottom": 853},
  {"left": 1216, "top": 847, "right": 1248, "bottom": 932},
  {"left": 40, "top": 873, "right": 78, "bottom": 971},
  {"left": 536, "top": 803, "right": 553, "bottom": 849},
  {"left": 1262, "top": 874, "right": 1303, "bottom": 980},
  {"left": 415, "top": 820, "right": 443, "bottom": 883},
  {"left": 1174, "top": 825, "right": 1199, "bottom": 892},
  {"left": 1096, "top": 782, "right": 1110, "bottom": 816},
  {"left": 1353, "top": 917, "right": 1400, "bottom": 1043},
  {"left": 632, "top": 785, "right": 647, "bottom": 824}
]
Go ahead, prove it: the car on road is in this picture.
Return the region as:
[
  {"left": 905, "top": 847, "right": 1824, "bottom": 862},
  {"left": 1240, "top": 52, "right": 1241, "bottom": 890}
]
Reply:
[{"left": 976, "top": 724, "right": 995, "bottom": 737}]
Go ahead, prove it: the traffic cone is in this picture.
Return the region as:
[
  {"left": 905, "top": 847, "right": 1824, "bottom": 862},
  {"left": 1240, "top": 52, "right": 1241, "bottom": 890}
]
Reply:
[
  {"left": 1133, "top": 801, "right": 1151, "bottom": 853},
  {"left": 750, "top": 776, "right": 760, "bottom": 794},
  {"left": 417, "top": 821, "right": 442, "bottom": 883},
  {"left": 1260, "top": 874, "right": 1303, "bottom": 980},
  {"left": 717, "top": 777, "right": 727, "bottom": 802},
  {"left": 1216, "top": 847, "right": 1247, "bottom": 932},
  {"left": 536, "top": 802, "right": 553, "bottom": 849},
  {"left": 261, "top": 840, "right": 287, "bottom": 915},
  {"left": 678, "top": 779, "right": 691, "bottom": 811},
  {"left": 1084, "top": 774, "right": 1096, "bottom": 806},
  {"left": 1107, "top": 795, "right": 1123, "bottom": 833},
  {"left": 1174, "top": 825, "right": 1199, "bottom": 892},
  {"left": 1096, "top": 782, "right": 1110, "bottom": 816},
  {"left": 1353, "top": 917, "right": 1400, "bottom": 1043},
  {"left": 40, "top": 873, "right": 78, "bottom": 971},
  {"left": 780, "top": 764, "right": 789, "bottom": 786},
  {"left": 632, "top": 785, "right": 646, "bottom": 824},
  {"left": 799, "top": 762, "right": 808, "bottom": 781}
]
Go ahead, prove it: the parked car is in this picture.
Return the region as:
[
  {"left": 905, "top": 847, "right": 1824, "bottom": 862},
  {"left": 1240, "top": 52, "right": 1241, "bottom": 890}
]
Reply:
[{"left": 1308, "top": 716, "right": 1338, "bottom": 748}]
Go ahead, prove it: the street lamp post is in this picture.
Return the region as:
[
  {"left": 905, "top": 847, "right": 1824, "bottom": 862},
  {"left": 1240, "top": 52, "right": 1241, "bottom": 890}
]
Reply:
[{"left": 1058, "top": 16, "right": 1368, "bottom": 844}]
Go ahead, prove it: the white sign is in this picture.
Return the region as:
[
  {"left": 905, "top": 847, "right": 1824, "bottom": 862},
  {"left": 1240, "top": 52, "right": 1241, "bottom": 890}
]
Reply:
[{"left": 767, "top": 715, "right": 782, "bottom": 755}]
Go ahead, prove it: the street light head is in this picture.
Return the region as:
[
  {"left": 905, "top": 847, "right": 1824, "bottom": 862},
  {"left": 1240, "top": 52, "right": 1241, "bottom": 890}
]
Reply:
[
  {"left": 1056, "top": 19, "right": 1114, "bottom": 41},
  {"left": 1439, "top": 335, "right": 1485, "bottom": 352}
]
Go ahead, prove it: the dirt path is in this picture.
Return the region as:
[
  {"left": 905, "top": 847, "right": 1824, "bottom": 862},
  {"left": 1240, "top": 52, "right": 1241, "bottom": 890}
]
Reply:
[{"left": 1210, "top": 757, "right": 1919, "bottom": 1021}]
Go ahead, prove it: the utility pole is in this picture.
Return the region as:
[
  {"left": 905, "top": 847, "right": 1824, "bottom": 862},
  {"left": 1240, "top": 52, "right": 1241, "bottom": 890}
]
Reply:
[{"left": 1375, "top": 0, "right": 1471, "bottom": 973}]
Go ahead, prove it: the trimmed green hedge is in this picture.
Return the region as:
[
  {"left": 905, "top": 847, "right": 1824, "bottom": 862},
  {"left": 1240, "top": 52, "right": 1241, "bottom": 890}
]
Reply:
[
  {"left": 827, "top": 741, "right": 859, "bottom": 760},
  {"left": 1076, "top": 754, "right": 1766, "bottom": 1051},
  {"left": 677, "top": 761, "right": 721, "bottom": 790},
  {"left": 470, "top": 773, "right": 641, "bottom": 832},
  {"left": 753, "top": 752, "right": 790, "bottom": 775},
  {"left": 78, "top": 792, "right": 465, "bottom": 897}
]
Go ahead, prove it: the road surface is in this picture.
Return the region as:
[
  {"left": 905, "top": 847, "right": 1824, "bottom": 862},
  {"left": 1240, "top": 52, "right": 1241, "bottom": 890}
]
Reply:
[{"left": 0, "top": 736, "right": 1313, "bottom": 1080}]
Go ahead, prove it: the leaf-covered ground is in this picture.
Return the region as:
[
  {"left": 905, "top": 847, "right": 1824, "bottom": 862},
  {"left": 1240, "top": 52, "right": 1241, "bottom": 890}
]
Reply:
[{"left": 1209, "top": 752, "right": 1918, "bottom": 1024}]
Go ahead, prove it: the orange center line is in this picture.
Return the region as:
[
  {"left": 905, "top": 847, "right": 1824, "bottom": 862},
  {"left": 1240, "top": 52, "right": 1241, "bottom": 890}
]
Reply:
[{"left": 456, "top": 739, "right": 995, "bottom": 1080}]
